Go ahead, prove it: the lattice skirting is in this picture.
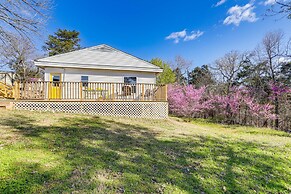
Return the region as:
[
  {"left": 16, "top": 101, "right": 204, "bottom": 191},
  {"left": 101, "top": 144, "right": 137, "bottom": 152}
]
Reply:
[{"left": 14, "top": 101, "right": 168, "bottom": 119}]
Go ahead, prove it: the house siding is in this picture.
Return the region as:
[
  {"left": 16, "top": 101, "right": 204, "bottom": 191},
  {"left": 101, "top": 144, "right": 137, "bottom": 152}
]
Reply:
[
  {"left": 0, "top": 72, "right": 14, "bottom": 85},
  {"left": 44, "top": 67, "right": 157, "bottom": 84}
]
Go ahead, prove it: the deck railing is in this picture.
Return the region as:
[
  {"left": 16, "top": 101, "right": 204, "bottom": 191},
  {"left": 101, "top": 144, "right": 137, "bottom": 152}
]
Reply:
[
  {"left": 13, "top": 81, "right": 168, "bottom": 101},
  {"left": 0, "top": 81, "right": 14, "bottom": 99}
]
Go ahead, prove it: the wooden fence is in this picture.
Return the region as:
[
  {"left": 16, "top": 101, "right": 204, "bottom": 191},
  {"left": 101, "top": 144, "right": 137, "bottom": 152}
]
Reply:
[{"left": 14, "top": 81, "right": 168, "bottom": 102}]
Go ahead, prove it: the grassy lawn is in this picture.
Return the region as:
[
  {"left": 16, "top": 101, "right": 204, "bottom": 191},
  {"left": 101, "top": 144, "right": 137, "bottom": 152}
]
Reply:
[{"left": 0, "top": 110, "right": 290, "bottom": 193}]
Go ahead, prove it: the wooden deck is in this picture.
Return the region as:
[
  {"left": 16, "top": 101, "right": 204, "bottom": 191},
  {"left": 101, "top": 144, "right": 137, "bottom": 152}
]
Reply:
[{"left": 13, "top": 81, "right": 168, "bottom": 102}]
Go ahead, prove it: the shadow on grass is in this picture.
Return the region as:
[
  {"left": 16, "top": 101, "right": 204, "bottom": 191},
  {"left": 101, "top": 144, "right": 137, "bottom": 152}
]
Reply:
[{"left": 0, "top": 113, "right": 290, "bottom": 193}]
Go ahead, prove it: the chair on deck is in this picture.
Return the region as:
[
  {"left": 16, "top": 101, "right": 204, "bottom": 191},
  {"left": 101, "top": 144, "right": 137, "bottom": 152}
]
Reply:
[{"left": 121, "top": 85, "right": 132, "bottom": 96}]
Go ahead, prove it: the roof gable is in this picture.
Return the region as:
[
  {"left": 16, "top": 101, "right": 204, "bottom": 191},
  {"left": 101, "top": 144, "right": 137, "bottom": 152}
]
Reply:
[{"left": 35, "top": 44, "right": 162, "bottom": 73}]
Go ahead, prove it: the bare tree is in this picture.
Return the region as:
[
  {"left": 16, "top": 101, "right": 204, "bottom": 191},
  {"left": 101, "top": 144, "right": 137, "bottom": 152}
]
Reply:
[
  {"left": 256, "top": 31, "right": 291, "bottom": 128},
  {"left": 275, "top": 0, "right": 291, "bottom": 18},
  {"left": 0, "top": 34, "right": 40, "bottom": 81},
  {"left": 0, "top": 0, "right": 52, "bottom": 42},
  {"left": 257, "top": 31, "right": 289, "bottom": 82},
  {"left": 172, "top": 56, "right": 192, "bottom": 84},
  {"left": 287, "top": 38, "right": 291, "bottom": 57},
  {"left": 212, "top": 51, "right": 246, "bottom": 94},
  {"left": 212, "top": 51, "right": 252, "bottom": 124},
  {"left": 266, "top": 0, "right": 291, "bottom": 19}
]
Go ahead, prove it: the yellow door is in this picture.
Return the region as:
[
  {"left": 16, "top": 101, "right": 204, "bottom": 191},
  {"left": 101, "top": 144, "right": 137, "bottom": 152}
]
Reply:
[{"left": 49, "top": 73, "right": 62, "bottom": 99}]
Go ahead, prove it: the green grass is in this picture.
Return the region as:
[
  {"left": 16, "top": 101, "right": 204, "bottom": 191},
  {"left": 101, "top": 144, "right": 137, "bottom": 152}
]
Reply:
[{"left": 0, "top": 110, "right": 290, "bottom": 193}]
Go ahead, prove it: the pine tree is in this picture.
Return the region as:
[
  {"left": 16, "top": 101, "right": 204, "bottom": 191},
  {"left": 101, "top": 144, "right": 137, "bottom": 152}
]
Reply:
[
  {"left": 188, "top": 65, "right": 215, "bottom": 87},
  {"left": 43, "top": 29, "right": 81, "bottom": 56}
]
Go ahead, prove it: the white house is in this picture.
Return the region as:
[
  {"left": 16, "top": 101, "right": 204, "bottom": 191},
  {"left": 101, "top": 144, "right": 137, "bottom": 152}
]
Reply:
[
  {"left": 13, "top": 45, "right": 168, "bottom": 119},
  {"left": 35, "top": 44, "right": 162, "bottom": 85}
]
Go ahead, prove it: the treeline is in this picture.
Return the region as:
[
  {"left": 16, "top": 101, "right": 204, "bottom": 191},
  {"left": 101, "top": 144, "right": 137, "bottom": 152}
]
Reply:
[
  {"left": 0, "top": 29, "right": 81, "bottom": 82},
  {"left": 153, "top": 31, "right": 290, "bottom": 131}
]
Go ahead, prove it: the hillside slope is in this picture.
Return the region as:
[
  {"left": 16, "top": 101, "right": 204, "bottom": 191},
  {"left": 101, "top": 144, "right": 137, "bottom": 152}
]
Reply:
[{"left": 0, "top": 110, "right": 290, "bottom": 193}]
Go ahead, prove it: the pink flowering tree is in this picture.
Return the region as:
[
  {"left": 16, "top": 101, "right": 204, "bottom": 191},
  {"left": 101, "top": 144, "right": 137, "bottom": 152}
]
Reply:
[
  {"left": 213, "top": 88, "right": 245, "bottom": 123},
  {"left": 223, "top": 87, "right": 275, "bottom": 126},
  {"left": 168, "top": 85, "right": 211, "bottom": 120},
  {"left": 269, "top": 82, "right": 291, "bottom": 130},
  {"left": 269, "top": 82, "right": 291, "bottom": 99},
  {"left": 244, "top": 95, "right": 275, "bottom": 127},
  {"left": 168, "top": 85, "right": 276, "bottom": 127}
]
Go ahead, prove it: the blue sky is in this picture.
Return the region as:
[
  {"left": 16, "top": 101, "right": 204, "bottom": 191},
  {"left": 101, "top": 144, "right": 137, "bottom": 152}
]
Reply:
[{"left": 41, "top": 0, "right": 291, "bottom": 68}]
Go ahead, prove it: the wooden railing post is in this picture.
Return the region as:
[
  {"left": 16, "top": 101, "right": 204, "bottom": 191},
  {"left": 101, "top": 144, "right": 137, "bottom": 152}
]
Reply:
[
  {"left": 49, "top": 82, "right": 52, "bottom": 100},
  {"left": 79, "top": 82, "right": 83, "bottom": 100},
  {"left": 17, "top": 81, "right": 20, "bottom": 100},
  {"left": 111, "top": 83, "right": 115, "bottom": 100},
  {"left": 164, "top": 84, "right": 168, "bottom": 101},
  {"left": 141, "top": 84, "right": 145, "bottom": 101},
  {"left": 13, "top": 81, "right": 19, "bottom": 100}
]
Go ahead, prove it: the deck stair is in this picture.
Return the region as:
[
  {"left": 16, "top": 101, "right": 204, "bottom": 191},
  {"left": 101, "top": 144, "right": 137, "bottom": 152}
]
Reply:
[
  {"left": 0, "top": 82, "right": 14, "bottom": 99},
  {"left": 0, "top": 100, "right": 13, "bottom": 110}
]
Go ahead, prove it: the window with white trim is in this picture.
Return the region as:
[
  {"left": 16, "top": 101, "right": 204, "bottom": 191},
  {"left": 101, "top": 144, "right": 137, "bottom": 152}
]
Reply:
[
  {"left": 124, "top": 77, "right": 137, "bottom": 93},
  {"left": 81, "top": 76, "right": 89, "bottom": 87}
]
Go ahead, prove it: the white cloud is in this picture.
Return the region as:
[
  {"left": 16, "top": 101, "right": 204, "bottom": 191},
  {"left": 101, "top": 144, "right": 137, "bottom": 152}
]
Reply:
[
  {"left": 184, "top": 31, "right": 204, "bottom": 41},
  {"left": 215, "top": 0, "right": 227, "bottom": 7},
  {"left": 166, "top": 29, "right": 204, "bottom": 43},
  {"left": 223, "top": 3, "right": 258, "bottom": 26},
  {"left": 165, "top": 29, "right": 187, "bottom": 43},
  {"left": 278, "top": 57, "right": 291, "bottom": 63},
  {"left": 263, "top": 0, "right": 288, "bottom": 5},
  {"left": 264, "top": 0, "right": 276, "bottom": 5}
]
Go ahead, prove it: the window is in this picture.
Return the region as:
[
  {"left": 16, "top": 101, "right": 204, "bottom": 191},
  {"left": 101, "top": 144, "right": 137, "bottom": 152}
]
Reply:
[
  {"left": 52, "top": 75, "right": 60, "bottom": 87},
  {"left": 124, "top": 77, "right": 137, "bottom": 93},
  {"left": 81, "top": 76, "right": 89, "bottom": 87},
  {"left": 124, "top": 77, "right": 136, "bottom": 84},
  {"left": 52, "top": 75, "right": 60, "bottom": 82}
]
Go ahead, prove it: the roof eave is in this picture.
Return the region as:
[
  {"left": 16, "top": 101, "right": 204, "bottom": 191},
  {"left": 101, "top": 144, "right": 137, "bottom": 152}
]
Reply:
[{"left": 35, "top": 61, "right": 163, "bottom": 73}]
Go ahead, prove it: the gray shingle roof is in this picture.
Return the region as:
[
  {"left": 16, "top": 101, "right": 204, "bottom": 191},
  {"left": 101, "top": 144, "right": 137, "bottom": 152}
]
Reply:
[{"left": 35, "top": 44, "right": 162, "bottom": 73}]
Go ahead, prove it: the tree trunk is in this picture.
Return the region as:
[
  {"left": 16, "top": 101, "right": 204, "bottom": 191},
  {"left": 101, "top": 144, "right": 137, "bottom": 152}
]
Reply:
[
  {"left": 243, "top": 106, "right": 247, "bottom": 125},
  {"left": 274, "top": 95, "right": 279, "bottom": 129}
]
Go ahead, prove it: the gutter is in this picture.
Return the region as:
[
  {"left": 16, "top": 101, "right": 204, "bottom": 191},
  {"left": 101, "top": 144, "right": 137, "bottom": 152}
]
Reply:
[{"left": 34, "top": 61, "right": 163, "bottom": 73}]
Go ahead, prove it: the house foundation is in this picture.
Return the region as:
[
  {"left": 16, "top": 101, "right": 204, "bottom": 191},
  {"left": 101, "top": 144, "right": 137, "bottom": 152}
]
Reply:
[{"left": 13, "top": 101, "right": 168, "bottom": 119}]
